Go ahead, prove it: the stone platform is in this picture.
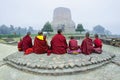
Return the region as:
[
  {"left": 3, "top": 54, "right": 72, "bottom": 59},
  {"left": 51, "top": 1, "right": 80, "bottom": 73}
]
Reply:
[
  {"left": 3, "top": 52, "right": 115, "bottom": 75},
  {"left": 112, "top": 54, "right": 120, "bottom": 66}
]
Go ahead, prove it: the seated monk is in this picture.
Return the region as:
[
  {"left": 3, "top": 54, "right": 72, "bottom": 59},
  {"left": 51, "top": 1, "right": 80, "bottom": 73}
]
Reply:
[
  {"left": 17, "top": 38, "right": 23, "bottom": 51},
  {"left": 50, "top": 29, "right": 68, "bottom": 54},
  {"left": 22, "top": 32, "right": 32, "bottom": 52},
  {"left": 68, "top": 36, "right": 81, "bottom": 54},
  {"left": 33, "top": 31, "right": 49, "bottom": 54},
  {"left": 81, "top": 32, "right": 94, "bottom": 55},
  {"left": 93, "top": 34, "right": 102, "bottom": 54}
]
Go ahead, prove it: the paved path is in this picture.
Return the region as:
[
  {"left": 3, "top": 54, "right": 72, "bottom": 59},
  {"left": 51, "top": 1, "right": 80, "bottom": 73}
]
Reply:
[{"left": 0, "top": 44, "right": 17, "bottom": 61}]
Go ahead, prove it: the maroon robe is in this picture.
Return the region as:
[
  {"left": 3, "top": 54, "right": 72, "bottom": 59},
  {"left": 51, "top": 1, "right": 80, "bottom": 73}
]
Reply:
[
  {"left": 69, "top": 39, "right": 78, "bottom": 50},
  {"left": 22, "top": 35, "right": 32, "bottom": 51},
  {"left": 17, "top": 40, "right": 23, "bottom": 51},
  {"left": 93, "top": 38, "right": 102, "bottom": 54},
  {"left": 81, "top": 38, "right": 94, "bottom": 55},
  {"left": 93, "top": 38, "right": 102, "bottom": 48},
  {"left": 50, "top": 34, "right": 67, "bottom": 54},
  {"left": 68, "top": 39, "right": 81, "bottom": 54},
  {"left": 33, "top": 35, "right": 49, "bottom": 54}
]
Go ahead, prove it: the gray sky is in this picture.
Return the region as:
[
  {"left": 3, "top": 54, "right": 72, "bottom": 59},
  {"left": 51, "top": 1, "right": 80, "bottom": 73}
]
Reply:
[{"left": 0, "top": 0, "right": 120, "bottom": 34}]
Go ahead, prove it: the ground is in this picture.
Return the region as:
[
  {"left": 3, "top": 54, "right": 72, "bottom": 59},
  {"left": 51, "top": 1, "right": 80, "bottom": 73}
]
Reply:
[{"left": 0, "top": 41, "right": 120, "bottom": 80}]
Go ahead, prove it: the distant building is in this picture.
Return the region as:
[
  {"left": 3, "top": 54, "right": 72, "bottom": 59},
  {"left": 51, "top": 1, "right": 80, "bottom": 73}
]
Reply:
[{"left": 51, "top": 7, "right": 75, "bottom": 33}]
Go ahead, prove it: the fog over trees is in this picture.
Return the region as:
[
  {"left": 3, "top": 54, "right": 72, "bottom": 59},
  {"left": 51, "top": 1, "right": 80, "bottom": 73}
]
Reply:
[
  {"left": 0, "top": 24, "right": 36, "bottom": 35},
  {"left": 93, "top": 25, "right": 111, "bottom": 35},
  {"left": 0, "top": 23, "right": 112, "bottom": 36}
]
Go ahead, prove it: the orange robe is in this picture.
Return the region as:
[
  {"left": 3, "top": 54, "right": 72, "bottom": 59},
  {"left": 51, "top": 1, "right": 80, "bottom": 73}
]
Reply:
[
  {"left": 50, "top": 34, "right": 67, "bottom": 54},
  {"left": 22, "top": 35, "right": 32, "bottom": 51},
  {"left": 17, "top": 40, "right": 23, "bottom": 51},
  {"left": 81, "top": 38, "right": 94, "bottom": 55},
  {"left": 33, "top": 35, "right": 49, "bottom": 54}
]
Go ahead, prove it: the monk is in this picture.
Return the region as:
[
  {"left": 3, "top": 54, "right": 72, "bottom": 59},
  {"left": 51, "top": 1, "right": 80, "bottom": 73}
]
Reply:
[
  {"left": 50, "top": 29, "right": 68, "bottom": 54},
  {"left": 68, "top": 36, "right": 81, "bottom": 54},
  {"left": 93, "top": 34, "right": 102, "bottom": 48},
  {"left": 33, "top": 31, "right": 49, "bottom": 54},
  {"left": 22, "top": 32, "right": 32, "bottom": 52},
  {"left": 93, "top": 34, "right": 102, "bottom": 54},
  {"left": 17, "top": 38, "right": 23, "bottom": 51},
  {"left": 81, "top": 32, "right": 94, "bottom": 55}
]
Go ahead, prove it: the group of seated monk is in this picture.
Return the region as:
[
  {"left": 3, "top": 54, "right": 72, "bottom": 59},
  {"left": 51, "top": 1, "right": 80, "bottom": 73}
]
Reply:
[
  {"left": 81, "top": 32, "right": 102, "bottom": 55},
  {"left": 18, "top": 29, "right": 102, "bottom": 55}
]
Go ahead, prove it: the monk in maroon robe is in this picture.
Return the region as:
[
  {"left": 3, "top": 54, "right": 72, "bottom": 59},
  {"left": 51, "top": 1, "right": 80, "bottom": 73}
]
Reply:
[
  {"left": 22, "top": 32, "right": 32, "bottom": 52},
  {"left": 68, "top": 36, "right": 81, "bottom": 54},
  {"left": 17, "top": 38, "right": 23, "bottom": 51},
  {"left": 50, "top": 29, "right": 68, "bottom": 54},
  {"left": 69, "top": 36, "right": 78, "bottom": 50},
  {"left": 93, "top": 34, "right": 102, "bottom": 48},
  {"left": 33, "top": 31, "right": 49, "bottom": 54},
  {"left": 93, "top": 34, "right": 102, "bottom": 54},
  {"left": 81, "top": 32, "right": 94, "bottom": 55}
]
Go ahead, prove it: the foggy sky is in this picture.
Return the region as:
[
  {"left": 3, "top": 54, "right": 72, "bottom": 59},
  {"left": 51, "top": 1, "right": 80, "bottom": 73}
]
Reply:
[{"left": 0, "top": 0, "right": 120, "bottom": 34}]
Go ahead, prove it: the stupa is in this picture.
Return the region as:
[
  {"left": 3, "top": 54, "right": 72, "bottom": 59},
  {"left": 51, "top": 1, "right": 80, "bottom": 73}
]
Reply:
[{"left": 51, "top": 7, "right": 75, "bottom": 33}]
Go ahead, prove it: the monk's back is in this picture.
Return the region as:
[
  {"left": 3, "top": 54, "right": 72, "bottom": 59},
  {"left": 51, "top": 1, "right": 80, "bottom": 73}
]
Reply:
[
  {"left": 69, "top": 39, "right": 78, "bottom": 50},
  {"left": 94, "top": 38, "right": 102, "bottom": 48},
  {"left": 22, "top": 35, "right": 32, "bottom": 51},
  {"left": 51, "top": 34, "right": 67, "bottom": 54},
  {"left": 33, "top": 36, "right": 48, "bottom": 54},
  {"left": 52, "top": 34, "right": 66, "bottom": 46},
  {"left": 81, "top": 38, "right": 93, "bottom": 55}
]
